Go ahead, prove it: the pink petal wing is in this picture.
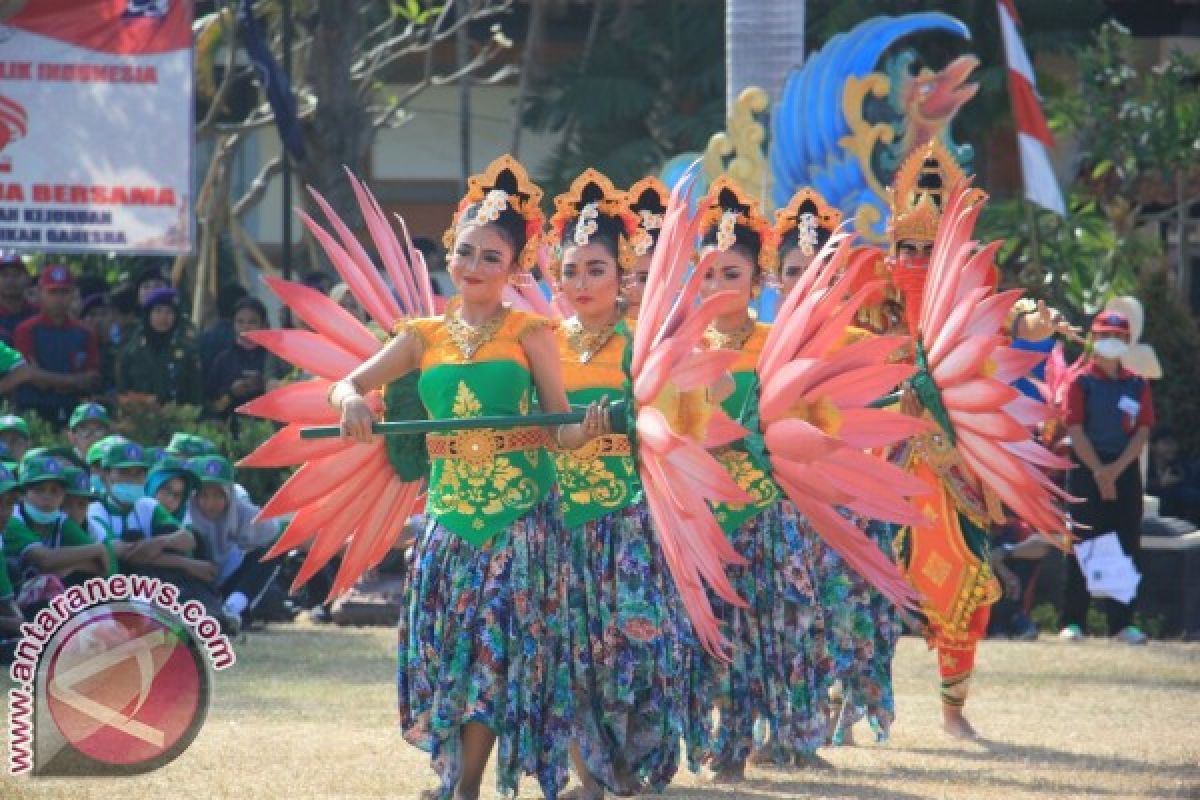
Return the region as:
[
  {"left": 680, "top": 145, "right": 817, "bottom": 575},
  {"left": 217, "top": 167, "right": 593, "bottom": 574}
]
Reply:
[
  {"left": 941, "top": 378, "right": 1020, "bottom": 412},
  {"left": 237, "top": 379, "right": 338, "bottom": 424},
  {"left": 763, "top": 418, "right": 846, "bottom": 464},
  {"left": 241, "top": 329, "right": 361, "bottom": 382},
  {"left": 263, "top": 276, "right": 380, "bottom": 359},
  {"left": 258, "top": 446, "right": 387, "bottom": 520},
  {"left": 238, "top": 423, "right": 361, "bottom": 468},
  {"left": 833, "top": 408, "right": 933, "bottom": 450}
]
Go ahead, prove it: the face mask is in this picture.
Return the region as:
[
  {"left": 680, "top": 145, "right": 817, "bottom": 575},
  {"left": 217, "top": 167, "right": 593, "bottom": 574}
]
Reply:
[
  {"left": 24, "top": 505, "right": 63, "bottom": 526},
  {"left": 1093, "top": 338, "right": 1129, "bottom": 359},
  {"left": 111, "top": 483, "right": 145, "bottom": 505}
]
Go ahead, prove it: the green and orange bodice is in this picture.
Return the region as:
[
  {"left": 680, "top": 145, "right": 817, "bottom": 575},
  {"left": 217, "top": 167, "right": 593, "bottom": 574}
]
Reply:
[
  {"left": 398, "top": 308, "right": 556, "bottom": 545},
  {"left": 702, "top": 320, "right": 780, "bottom": 533},
  {"left": 551, "top": 319, "right": 641, "bottom": 529}
]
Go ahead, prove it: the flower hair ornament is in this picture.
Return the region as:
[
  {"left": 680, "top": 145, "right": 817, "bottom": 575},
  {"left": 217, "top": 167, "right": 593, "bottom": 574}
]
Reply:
[
  {"left": 626, "top": 176, "right": 669, "bottom": 257},
  {"left": 698, "top": 176, "right": 776, "bottom": 272},
  {"left": 547, "top": 168, "right": 640, "bottom": 275},
  {"left": 443, "top": 154, "right": 546, "bottom": 271},
  {"left": 773, "top": 187, "right": 842, "bottom": 258}
]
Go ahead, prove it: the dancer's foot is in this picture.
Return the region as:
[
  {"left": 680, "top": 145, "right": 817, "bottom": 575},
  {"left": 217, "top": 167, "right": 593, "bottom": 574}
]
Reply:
[
  {"left": 416, "top": 789, "right": 441, "bottom": 800},
  {"left": 748, "top": 746, "right": 777, "bottom": 766},
  {"left": 793, "top": 751, "right": 835, "bottom": 770},
  {"left": 561, "top": 786, "right": 604, "bottom": 800},
  {"left": 941, "top": 707, "right": 979, "bottom": 740},
  {"left": 832, "top": 724, "right": 856, "bottom": 747},
  {"left": 709, "top": 761, "right": 747, "bottom": 783}
]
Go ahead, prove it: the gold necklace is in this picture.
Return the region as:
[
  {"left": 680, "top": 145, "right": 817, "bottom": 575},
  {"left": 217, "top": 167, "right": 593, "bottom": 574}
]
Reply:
[
  {"left": 705, "top": 316, "right": 756, "bottom": 351},
  {"left": 564, "top": 317, "right": 618, "bottom": 363},
  {"left": 445, "top": 305, "right": 508, "bottom": 359}
]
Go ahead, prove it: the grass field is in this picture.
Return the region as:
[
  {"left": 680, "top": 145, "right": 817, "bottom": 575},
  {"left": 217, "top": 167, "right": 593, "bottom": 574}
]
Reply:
[{"left": 3, "top": 620, "right": 1198, "bottom": 799}]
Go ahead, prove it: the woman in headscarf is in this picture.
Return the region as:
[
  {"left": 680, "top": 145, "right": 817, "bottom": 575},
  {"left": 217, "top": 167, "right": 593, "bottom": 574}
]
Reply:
[
  {"left": 115, "top": 287, "right": 203, "bottom": 406},
  {"left": 207, "top": 296, "right": 271, "bottom": 422}
]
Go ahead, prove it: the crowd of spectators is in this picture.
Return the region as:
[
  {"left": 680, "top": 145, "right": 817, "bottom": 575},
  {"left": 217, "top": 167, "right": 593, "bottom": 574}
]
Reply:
[
  {"left": 0, "top": 252, "right": 383, "bottom": 661},
  {"left": 0, "top": 253, "right": 303, "bottom": 427},
  {"left": 0, "top": 403, "right": 306, "bottom": 661}
]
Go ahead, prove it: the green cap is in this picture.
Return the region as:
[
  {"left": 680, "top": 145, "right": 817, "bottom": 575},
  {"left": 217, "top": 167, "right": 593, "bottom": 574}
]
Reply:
[
  {"left": 19, "top": 454, "right": 69, "bottom": 488},
  {"left": 189, "top": 454, "right": 234, "bottom": 485},
  {"left": 166, "top": 433, "right": 219, "bottom": 458},
  {"left": 62, "top": 466, "right": 100, "bottom": 498},
  {"left": 0, "top": 414, "right": 30, "bottom": 438},
  {"left": 87, "top": 435, "right": 131, "bottom": 467},
  {"left": 0, "top": 462, "right": 17, "bottom": 494},
  {"left": 100, "top": 440, "right": 148, "bottom": 470},
  {"left": 23, "top": 446, "right": 86, "bottom": 472},
  {"left": 146, "top": 455, "right": 199, "bottom": 498},
  {"left": 68, "top": 402, "right": 112, "bottom": 431}
]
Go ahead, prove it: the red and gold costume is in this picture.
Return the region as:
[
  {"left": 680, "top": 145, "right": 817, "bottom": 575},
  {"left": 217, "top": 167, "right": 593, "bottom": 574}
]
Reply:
[{"left": 862, "top": 140, "right": 1068, "bottom": 710}]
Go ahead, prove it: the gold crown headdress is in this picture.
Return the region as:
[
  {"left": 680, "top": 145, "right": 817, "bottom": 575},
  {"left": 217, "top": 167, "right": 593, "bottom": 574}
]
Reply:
[
  {"left": 626, "top": 176, "right": 669, "bottom": 257},
  {"left": 698, "top": 176, "right": 777, "bottom": 272},
  {"left": 773, "top": 187, "right": 842, "bottom": 258},
  {"left": 443, "top": 154, "right": 545, "bottom": 271},
  {"left": 546, "top": 168, "right": 640, "bottom": 275},
  {"left": 887, "top": 138, "right": 986, "bottom": 250}
]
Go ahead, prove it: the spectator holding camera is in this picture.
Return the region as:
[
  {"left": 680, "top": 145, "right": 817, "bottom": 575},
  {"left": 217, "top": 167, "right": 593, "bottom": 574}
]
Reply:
[{"left": 206, "top": 296, "right": 271, "bottom": 420}]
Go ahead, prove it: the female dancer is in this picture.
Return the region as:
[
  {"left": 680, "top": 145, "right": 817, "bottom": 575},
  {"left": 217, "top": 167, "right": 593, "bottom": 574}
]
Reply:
[
  {"left": 547, "top": 170, "right": 683, "bottom": 798},
  {"left": 772, "top": 188, "right": 900, "bottom": 745},
  {"left": 621, "top": 176, "right": 668, "bottom": 322},
  {"left": 685, "top": 177, "right": 827, "bottom": 779},
  {"left": 331, "top": 155, "right": 611, "bottom": 800}
]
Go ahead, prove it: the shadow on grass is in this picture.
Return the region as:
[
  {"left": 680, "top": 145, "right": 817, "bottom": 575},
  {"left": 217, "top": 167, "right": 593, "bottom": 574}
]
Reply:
[
  {"left": 661, "top": 776, "right": 929, "bottom": 800},
  {"left": 993, "top": 671, "right": 1200, "bottom": 692},
  {"left": 847, "top": 739, "right": 1200, "bottom": 797}
]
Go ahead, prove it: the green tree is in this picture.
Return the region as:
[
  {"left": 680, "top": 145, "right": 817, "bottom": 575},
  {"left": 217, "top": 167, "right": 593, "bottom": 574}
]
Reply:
[
  {"left": 1137, "top": 267, "right": 1200, "bottom": 454},
  {"left": 521, "top": 0, "right": 724, "bottom": 196}
]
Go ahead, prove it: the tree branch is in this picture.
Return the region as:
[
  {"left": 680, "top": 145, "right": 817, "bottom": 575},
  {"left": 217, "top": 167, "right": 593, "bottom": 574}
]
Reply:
[
  {"left": 232, "top": 155, "right": 285, "bottom": 219},
  {"left": 370, "top": 42, "right": 504, "bottom": 130},
  {"left": 351, "top": 0, "right": 512, "bottom": 84}
]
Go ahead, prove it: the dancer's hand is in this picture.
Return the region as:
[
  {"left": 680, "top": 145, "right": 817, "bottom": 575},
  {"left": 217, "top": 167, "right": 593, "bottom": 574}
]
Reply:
[
  {"left": 558, "top": 396, "right": 612, "bottom": 449},
  {"left": 900, "top": 385, "right": 923, "bottom": 417},
  {"left": 340, "top": 395, "right": 377, "bottom": 443}
]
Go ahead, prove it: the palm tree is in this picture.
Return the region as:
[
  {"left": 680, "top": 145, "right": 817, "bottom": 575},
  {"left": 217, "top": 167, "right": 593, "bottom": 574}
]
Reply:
[{"left": 725, "top": 0, "right": 805, "bottom": 110}]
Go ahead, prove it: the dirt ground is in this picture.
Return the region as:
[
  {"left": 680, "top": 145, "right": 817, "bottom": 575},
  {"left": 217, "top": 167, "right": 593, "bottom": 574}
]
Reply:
[{"left": 4, "top": 621, "right": 1198, "bottom": 799}]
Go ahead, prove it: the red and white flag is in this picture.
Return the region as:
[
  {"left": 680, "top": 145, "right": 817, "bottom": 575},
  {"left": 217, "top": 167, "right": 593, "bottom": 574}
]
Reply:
[{"left": 997, "top": 0, "right": 1066, "bottom": 215}]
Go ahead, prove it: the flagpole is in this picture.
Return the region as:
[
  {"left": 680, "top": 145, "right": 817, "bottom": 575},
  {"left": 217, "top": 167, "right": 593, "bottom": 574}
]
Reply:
[{"left": 1025, "top": 198, "right": 1043, "bottom": 283}]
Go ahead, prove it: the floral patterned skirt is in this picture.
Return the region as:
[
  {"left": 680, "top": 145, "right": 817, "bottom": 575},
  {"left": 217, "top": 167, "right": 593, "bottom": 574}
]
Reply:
[
  {"left": 684, "top": 503, "right": 827, "bottom": 770},
  {"left": 815, "top": 520, "right": 900, "bottom": 742},
  {"left": 396, "top": 494, "right": 572, "bottom": 800},
  {"left": 565, "top": 502, "right": 685, "bottom": 793}
]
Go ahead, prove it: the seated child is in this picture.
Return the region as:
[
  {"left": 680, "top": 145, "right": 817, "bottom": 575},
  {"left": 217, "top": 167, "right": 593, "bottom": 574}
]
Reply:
[
  {"left": 146, "top": 455, "right": 198, "bottom": 519},
  {"left": 185, "top": 455, "right": 280, "bottom": 632},
  {"left": 85, "top": 438, "right": 224, "bottom": 619},
  {"left": 0, "top": 464, "right": 27, "bottom": 649},
  {"left": 8, "top": 453, "right": 117, "bottom": 613}
]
